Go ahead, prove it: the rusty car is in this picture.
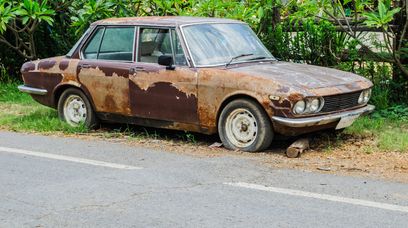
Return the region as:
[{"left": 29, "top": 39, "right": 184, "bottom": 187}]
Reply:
[{"left": 18, "top": 16, "right": 374, "bottom": 152}]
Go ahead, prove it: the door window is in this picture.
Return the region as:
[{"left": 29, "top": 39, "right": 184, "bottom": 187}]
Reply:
[
  {"left": 171, "top": 30, "right": 187, "bottom": 66},
  {"left": 138, "top": 28, "right": 186, "bottom": 65},
  {"left": 82, "top": 26, "right": 135, "bottom": 61},
  {"left": 83, "top": 28, "right": 104, "bottom": 59}
]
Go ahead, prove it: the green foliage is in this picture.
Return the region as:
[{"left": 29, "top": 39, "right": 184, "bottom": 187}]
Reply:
[
  {"left": 15, "top": 0, "right": 55, "bottom": 26},
  {"left": 363, "top": 0, "right": 401, "bottom": 29},
  {"left": 372, "top": 105, "right": 408, "bottom": 121},
  {"left": 264, "top": 19, "right": 345, "bottom": 66}
]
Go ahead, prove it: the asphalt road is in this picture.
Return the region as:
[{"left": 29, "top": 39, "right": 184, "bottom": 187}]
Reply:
[{"left": 0, "top": 131, "right": 407, "bottom": 228}]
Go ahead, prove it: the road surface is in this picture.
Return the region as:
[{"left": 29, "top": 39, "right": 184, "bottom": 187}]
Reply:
[{"left": 0, "top": 131, "right": 407, "bottom": 227}]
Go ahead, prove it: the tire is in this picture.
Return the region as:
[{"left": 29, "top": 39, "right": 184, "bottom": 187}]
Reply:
[
  {"left": 58, "top": 88, "right": 98, "bottom": 128},
  {"left": 218, "top": 98, "right": 273, "bottom": 152}
]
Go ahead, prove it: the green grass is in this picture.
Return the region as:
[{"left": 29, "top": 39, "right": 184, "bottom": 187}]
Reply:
[
  {"left": 345, "top": 116, "right": 408, "bottom": 153},
  {"left": 0, "top": 82, "right": 87, "bottom": 133},
  {"left": 0, "top": 83, "right": 32, "bottom": 104}
]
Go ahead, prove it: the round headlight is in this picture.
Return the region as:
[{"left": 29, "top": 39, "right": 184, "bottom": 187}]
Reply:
[
  {"left": 363, "top": 89, "right": 371, "bottom": 103},
  {"left": 358, "top": 91, "right": 364, "bottom": 104},
  {"left": 309, "top": 98, "right": 321, "bottom": 112},
  {"left": 293, "top": 100, "right": 306, "bottom": 114}
]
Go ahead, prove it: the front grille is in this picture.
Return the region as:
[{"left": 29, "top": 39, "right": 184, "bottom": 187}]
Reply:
[{"left": 321, "top": 91, "right": 361, "bottom": 113}]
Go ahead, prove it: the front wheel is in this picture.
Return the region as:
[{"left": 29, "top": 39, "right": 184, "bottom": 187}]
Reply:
[
  {"left": 58, "top": 88, "right": 98, "bottom": 128},
  {"left": 218, "top": 99, "right": 273, "bottom": 152}
]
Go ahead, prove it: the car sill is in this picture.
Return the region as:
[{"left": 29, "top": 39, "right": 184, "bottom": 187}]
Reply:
[{"left": 18, "top": 85, "right": 48, "bottom": 95}]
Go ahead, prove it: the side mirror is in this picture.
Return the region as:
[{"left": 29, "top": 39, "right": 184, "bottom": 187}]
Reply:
[{"left": 158, "top": 55, "right": 175, "bottom": 70}]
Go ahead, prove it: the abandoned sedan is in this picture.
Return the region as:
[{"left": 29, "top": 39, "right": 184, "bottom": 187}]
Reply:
[{"left": 19, "top": 16, "right": 374, "bottom": 152}]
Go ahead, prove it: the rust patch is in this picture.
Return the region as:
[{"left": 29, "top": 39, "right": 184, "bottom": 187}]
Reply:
[
  {"left": 78, "top": 67, "right": 130, "bottom": 115},
  {"left": 129, "top": 67, "right": 197, "bottom": 97},
  {"left": 288, "top": 93, "right": 304, "bottom": 102}
]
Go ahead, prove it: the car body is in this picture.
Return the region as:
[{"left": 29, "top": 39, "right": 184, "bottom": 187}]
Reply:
[{"left": 19, "top": 16, "right": 374, "bottom": 151}]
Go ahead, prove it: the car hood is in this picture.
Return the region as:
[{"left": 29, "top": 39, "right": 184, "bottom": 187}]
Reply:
[{"left": 230, "top": 62, "right": 373, "bottom": 96}]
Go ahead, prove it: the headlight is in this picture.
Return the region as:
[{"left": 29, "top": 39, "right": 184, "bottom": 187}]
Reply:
[
  {"left": 309, "top": 98, "right": 321, "bottom": 112},
  {"left": 358, "top": 89, "right": 371, "bottom": 104},
  {"left": 292, "top": 97, "right": 323, "bottom": 115},
  {"left": 363, "top": 89, "right": 371, "bottom": 103},
  {"left": 293, "top": 100, "right": 306, "bottom": 114}
]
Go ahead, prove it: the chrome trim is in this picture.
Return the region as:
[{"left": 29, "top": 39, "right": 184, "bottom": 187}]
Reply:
[
  {"left": 272, "top": 105, "right": 375, "bottom": 128},
  {"left": 18, "top": 85, "right": 48, "bottom": 95}
]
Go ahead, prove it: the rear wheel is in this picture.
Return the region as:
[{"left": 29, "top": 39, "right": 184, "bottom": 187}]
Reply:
[
  {"left": 218, "top": 99, "right": 273, "bottom": 152},
  {"left": 58, "top": 88, "right": 98, "bottom": 128}
]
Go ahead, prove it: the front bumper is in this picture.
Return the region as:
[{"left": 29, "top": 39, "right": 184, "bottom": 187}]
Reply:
[
  {"left": 272, "top": 105, "right": 375, "bottom": 128},
  {"left": 18, "top": 85, "right": 48, "bottom": 95}
]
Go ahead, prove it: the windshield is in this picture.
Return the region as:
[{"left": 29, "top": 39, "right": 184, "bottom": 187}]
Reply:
[{"left": 182, "top": 23, "right": 274, "bottom": 66}]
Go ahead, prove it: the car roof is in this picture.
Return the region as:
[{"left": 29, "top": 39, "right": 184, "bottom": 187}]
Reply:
[{"left": 92, "top": 16, "right": 244, "bottom": 27}]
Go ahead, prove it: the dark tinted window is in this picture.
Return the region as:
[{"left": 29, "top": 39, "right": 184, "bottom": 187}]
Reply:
[
  {"left": 82, "top": 27, "right": 135, "bottom": 61},
  {"left": 99, "top": 27, "right": 135, "bottom": 61}
]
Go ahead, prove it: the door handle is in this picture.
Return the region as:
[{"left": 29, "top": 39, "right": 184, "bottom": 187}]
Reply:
[
  {"left": 129, "top": 67, "right": 146, "bottom": 74},
  {"left": 80, "top": 64, "right": 91, "bottom": 69}
]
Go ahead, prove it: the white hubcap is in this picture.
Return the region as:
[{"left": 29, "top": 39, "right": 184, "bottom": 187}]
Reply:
[
  {"left": 63, "top": 95, "right": 87, "bottom": 126},
  {"left": 225, "top": 108, "right": 258, "bottom": 148}
]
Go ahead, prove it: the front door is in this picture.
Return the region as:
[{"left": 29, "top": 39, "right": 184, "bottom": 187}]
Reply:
[
  {"left": 129, "top": 27, "right": 198, "bottom": 124},
  {"left": 77, "top": 26, "right": 136, "bottom": 115}
]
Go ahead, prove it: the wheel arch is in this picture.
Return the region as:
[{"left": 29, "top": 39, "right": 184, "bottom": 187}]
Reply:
[
  {"left": 215, "top": 92, "right": 274, "bottom": 128},
  {"left": 53, "top": 83, "right": 96, "bottom": 110}
]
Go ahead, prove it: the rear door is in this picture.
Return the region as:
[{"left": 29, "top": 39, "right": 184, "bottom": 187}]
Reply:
[{"left": 77, "top": 26, "right": 137, "bottom": 115}]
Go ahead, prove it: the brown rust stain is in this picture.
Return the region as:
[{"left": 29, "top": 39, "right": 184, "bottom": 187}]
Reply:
[
  {"left": 78, "top": 67, "right": 130, "bottom": 115},
  {"left": 129, "top": 67, "right": 197, "bottom": 97},
  {"left": 196, "top": 68, "right": 292, "bottom": 131},
  {"left": 288, "top": 93, "right": 304, "bottom": 102}
]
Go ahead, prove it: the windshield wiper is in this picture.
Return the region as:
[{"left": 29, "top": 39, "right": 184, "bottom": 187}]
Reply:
[
  {"left": 225, "top": 53, "right": 254, "bottom": 67},
  {"left": 248, "top": 56, "right": 267, "bottom": 61}
]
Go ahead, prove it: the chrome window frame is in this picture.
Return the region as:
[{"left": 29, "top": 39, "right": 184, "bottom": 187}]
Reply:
[{"left": 179, "top": 22, "right": 276, "bottom": 68}]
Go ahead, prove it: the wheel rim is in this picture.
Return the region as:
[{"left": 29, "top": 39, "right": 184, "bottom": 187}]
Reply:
[
  {"left": 225, "top": 108, "right": 258, "bottom": 148},
  {"left": 63, "top": 95, "right": 87, "bottom": 126}
]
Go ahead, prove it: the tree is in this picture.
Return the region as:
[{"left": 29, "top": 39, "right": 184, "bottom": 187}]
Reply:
[{"left": 0, "top": 0, "right": 55, "bottom": 60}]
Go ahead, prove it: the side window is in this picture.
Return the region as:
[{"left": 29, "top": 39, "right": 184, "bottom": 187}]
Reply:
[
  {"left": 139, "top": 28, "right": 170, "bottom": 63},
  {"left": 99, "top": 27, "right": 135, "bottom": 61},
  {"left": 138, "top": 28, "right": 187, "bottom": 66},
  {"left": 83, "top": 28, "right": 104, "bottom": 59},
  {"left": 171, "top": 30, "right": 187, "bottom": 66},
  {"left": 82, "top": 26, "right": 135, "bottom": 61}
]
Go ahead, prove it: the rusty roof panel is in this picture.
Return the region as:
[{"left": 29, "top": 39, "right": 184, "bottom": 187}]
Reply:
[{"left": 92, "top": 16, "right": 243, "bottom": 26}]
